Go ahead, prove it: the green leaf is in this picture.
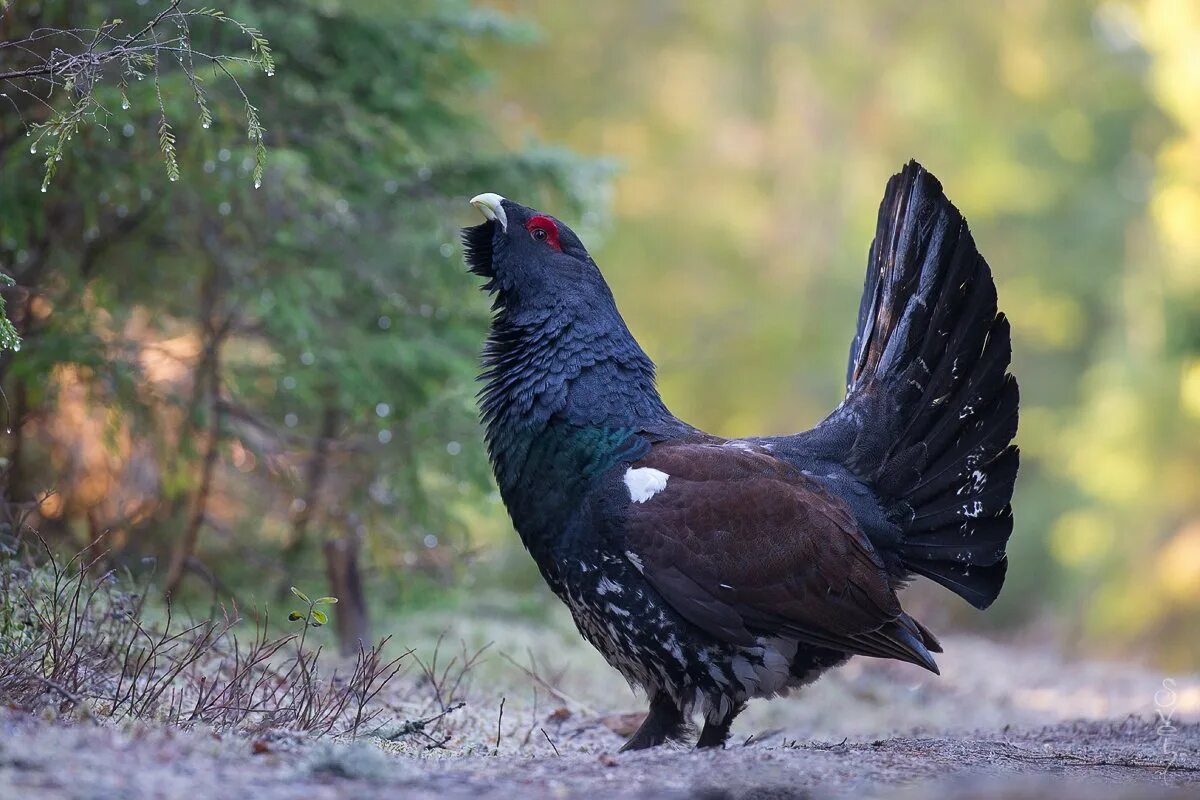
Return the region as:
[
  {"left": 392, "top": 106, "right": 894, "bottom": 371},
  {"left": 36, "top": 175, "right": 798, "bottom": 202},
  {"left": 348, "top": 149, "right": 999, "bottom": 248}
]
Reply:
[
  {"left": 158, "top": 116, "right": 179, "bottom": 183},
  {"left": 315, "top": 597, "right": 338, "bottom": 605},
  {"left": 290, "top": 587, "right": 310, "bottom": 604},
  {"left": 311, "top": 609, "right": 328, "bottom": 626},
  {"left": 287, "top": 611, "right": 303, "bottom": 621}
]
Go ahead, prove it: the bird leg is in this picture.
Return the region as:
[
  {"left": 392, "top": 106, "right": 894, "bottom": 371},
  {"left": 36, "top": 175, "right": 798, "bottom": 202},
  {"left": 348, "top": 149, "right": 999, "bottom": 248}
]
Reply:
[
  {"left": 619, "top": 691, "right": 686, "bottom": 751},
  {"left": 695, "top": 702, "right": 745, "bottom": 749}
]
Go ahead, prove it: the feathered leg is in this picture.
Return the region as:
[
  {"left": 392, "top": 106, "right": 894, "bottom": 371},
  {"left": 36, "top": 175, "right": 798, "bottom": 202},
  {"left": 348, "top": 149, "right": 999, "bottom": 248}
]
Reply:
[
  {"left": 620, "top": 691, "right": 686, "bottom": 751},
  {"left": 696, "top": 702, "right": 745, "bottom": 749}
]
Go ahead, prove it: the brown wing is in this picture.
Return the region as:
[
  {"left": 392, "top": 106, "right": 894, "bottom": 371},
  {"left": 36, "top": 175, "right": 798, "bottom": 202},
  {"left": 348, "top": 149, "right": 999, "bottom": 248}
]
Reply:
[{"left": 623, "top": 440, "right": 940, "bottom": 671}]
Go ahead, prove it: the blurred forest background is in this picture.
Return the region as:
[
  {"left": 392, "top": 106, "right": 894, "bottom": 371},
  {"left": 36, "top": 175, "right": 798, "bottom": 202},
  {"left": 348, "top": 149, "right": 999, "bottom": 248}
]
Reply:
[{"left": 1, "top": 0, "right": 1198, "bottom": 669}]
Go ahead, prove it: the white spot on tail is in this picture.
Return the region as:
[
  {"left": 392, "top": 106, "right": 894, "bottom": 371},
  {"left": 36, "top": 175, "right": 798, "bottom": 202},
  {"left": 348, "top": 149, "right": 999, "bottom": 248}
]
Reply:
[{"left": 624, "top": 467, "right": 669, "bottom": 503}]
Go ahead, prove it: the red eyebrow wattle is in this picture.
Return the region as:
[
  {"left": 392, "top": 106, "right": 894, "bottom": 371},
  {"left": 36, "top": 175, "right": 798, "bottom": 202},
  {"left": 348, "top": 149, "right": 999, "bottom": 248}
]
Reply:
[{"left": 526, "top": 215, "right": 562, "bottom": 252}]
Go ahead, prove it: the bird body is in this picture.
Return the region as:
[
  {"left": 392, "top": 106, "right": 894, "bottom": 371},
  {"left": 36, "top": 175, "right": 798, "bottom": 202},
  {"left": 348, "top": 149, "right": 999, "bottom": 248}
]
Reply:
[{"left": 463, "top": 163, "right": 1019, "bottom": 750}]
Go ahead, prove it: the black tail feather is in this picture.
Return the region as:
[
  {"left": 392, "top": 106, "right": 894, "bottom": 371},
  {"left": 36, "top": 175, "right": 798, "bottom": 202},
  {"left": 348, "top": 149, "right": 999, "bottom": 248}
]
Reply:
[
  {"left": 842, "top": 161, "right": 1019, "bottom": 610},
  {"left": 916, "top": 316, "right": 1013, "bottom": 465},
  {"left": 908, "top": 557, "right": 1009, "bottom": 611},
  {"left": 911, "top": 446, "right": 1019, "bottom": 530}
]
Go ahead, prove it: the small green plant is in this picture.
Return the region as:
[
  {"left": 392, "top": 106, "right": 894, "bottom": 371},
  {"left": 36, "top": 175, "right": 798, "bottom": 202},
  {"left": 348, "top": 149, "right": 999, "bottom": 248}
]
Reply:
[{"left": 287, "top": 586, "right": 337, "bottom": 628}]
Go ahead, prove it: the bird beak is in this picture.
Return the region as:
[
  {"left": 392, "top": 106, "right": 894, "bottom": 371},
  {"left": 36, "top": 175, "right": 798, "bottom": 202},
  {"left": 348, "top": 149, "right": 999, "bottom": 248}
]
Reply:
[{"left": 470, "top": 193, "right": 507, "bottom": 232}]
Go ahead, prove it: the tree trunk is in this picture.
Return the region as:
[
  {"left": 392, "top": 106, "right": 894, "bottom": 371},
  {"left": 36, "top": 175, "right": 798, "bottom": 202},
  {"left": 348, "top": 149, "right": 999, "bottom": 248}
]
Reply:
[
  {"left": 163, "top": 337, "right": 222, "bottom": 600},
  {"left": 84, "top": 507, "right": 107, "bottom": 575},
  {"left": 3, "top": 290, "right": 37, "bottom": 506},
  {"left": 3, "top": 377, "right": 28, "bottom": 506},
  {"left": 162, "top": 249, "right": 231, "bottom": 600},
  {"left": 324, "top": 528, "right": 369, "bottom": 657},
  {"left": 277, "top": 404, "right": 339, "bottom": 598}
]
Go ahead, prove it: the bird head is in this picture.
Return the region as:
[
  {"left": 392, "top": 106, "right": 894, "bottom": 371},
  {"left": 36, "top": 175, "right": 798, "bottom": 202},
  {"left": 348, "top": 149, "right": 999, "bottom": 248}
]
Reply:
[
  {"left": 462, "top": 191, "right": 674, "bottom": 437},
  {"left": 463, "top": 193, "right": 610, "bottom": 313}
]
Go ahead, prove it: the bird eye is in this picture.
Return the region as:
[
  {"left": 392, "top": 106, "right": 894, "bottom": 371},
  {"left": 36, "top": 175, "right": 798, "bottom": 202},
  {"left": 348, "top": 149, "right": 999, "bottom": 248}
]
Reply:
[{"left": 525, "top": 215, "right": 562, "bottom": 251}]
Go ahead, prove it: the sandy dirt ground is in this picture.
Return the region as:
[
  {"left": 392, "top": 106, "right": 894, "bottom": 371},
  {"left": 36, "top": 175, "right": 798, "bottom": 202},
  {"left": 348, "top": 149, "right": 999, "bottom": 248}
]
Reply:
[
  {"left": 1, "top": 713, "right": 1196, "bottom": 799},
  {"left": 1, "top": 629, "right": 1198, "bottom": 800}
]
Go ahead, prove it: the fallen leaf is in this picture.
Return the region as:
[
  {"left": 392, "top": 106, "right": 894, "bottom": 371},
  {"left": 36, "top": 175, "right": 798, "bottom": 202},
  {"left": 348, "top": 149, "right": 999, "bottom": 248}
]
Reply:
[{"left": 598, "top": 712, "right": 646, "bottom": 737}]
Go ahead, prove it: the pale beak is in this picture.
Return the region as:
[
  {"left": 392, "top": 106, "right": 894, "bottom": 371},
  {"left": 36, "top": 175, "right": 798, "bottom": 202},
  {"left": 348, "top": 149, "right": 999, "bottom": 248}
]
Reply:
[{"left": 470, "top": 193, "right": 507, "bottom": 232}]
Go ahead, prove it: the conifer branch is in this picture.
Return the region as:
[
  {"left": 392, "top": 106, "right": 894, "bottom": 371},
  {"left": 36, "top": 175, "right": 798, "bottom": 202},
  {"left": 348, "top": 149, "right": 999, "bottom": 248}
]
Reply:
[
  {"left": 1, "top": 1, "right": 273, "bottom": 190},
  {"left": 0, "top": 1, "right": 276, "bottom": 353}
]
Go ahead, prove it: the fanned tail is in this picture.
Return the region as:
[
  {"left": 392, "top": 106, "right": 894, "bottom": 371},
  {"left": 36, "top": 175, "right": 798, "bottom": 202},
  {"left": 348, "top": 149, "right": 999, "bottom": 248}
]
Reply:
[{"left": 842, "top": 161, "right": 1019, "bottom": 609}]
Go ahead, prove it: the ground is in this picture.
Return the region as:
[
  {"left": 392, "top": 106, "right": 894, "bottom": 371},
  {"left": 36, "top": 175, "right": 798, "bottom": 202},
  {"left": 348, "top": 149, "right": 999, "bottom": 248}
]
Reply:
[
  {"left": 1, "top": 608, "right": 1198, "bottom": 799},
  {"left": 1, "top": 715, "right": 1197, "bottom": 800}
]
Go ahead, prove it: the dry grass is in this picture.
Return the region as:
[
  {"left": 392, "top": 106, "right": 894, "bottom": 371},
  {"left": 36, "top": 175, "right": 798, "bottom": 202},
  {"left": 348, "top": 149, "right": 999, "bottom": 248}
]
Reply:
[
  {"left": 4, "top": 527, "right": 1200, "bottom": 771},
  {"left": 0, "top": 532, "right": 594, "bottom": 757},
  {"left": 2, "top": 535, "right": 1199, "bottom": 798},
  {"left": 0, "top": 535, "right": 406, "bottom": 738}
]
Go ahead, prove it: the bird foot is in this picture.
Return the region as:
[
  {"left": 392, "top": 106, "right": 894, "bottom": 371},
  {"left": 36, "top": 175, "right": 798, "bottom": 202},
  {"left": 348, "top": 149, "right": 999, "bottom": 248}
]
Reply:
[{"left": 619, "top": 692, "right": 686, "bottom": 751}]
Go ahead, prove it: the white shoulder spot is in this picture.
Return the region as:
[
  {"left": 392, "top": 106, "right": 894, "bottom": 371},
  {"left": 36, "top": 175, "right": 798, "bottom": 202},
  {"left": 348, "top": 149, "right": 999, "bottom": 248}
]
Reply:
[{"left": 624, "top": 466, "right": 669, "bottom": 503}]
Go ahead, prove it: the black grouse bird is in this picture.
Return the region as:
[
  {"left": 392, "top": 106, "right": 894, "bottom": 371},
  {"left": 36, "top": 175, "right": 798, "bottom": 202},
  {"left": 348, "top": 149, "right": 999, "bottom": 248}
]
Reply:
[{"left": 463, "top": 162, "right": 1018, "bottom": 751}]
